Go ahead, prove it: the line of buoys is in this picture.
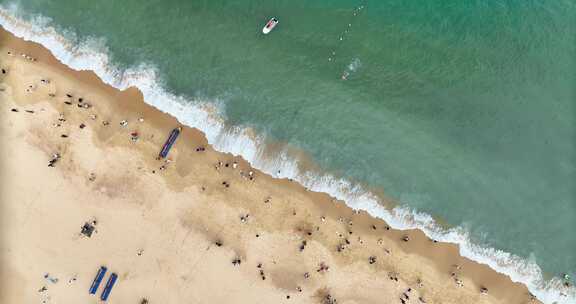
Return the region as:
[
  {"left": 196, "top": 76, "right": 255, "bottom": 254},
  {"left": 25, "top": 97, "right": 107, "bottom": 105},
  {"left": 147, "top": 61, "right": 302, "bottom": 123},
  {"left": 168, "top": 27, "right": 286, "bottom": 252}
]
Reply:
[{"left": 328, "top": 4, "right": 366, "bottom": 63}]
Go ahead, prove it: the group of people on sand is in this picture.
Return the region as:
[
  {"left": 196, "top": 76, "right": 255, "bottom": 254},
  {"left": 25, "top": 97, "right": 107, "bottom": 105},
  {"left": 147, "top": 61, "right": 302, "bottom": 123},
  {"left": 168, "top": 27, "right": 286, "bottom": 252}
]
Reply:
[
  {"left": 6, "top": 51, "right": 36, "bottom": 62},
  {"left": 6, "top": 48, "right": 559, "bottom": 304},
  {"left": 214, "top": 158, "right": 257, "bottom": 183}
]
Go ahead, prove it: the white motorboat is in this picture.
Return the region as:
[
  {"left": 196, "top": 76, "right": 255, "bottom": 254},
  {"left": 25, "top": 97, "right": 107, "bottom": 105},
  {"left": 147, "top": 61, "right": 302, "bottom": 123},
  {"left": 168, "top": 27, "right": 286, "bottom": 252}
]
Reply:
[{"left": 262, "top": 17, "right": 278, "bottom": 34}]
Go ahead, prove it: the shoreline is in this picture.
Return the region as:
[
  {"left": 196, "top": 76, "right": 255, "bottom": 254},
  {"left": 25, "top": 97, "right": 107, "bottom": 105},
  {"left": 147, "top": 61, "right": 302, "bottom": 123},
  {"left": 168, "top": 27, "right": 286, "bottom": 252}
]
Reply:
[
  {"left": 0, "top": 25, "right": 554, "bottom": 304},
  {"left": 2, "top": 7, "right": 574, "bottom": 303}
]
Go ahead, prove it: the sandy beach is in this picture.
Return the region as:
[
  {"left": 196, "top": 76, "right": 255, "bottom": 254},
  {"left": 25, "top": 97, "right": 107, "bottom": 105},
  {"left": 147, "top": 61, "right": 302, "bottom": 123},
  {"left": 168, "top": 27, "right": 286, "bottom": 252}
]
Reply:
[{"left": 0, "top": 27, "right": 541, "bottom": 304}]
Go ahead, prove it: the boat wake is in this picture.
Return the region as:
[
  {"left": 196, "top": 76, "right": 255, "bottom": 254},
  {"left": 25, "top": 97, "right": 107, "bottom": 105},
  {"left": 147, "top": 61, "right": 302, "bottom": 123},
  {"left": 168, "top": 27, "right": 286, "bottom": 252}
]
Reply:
[{"left": 0, "top": 3, "right": 573, "bottom": 303}]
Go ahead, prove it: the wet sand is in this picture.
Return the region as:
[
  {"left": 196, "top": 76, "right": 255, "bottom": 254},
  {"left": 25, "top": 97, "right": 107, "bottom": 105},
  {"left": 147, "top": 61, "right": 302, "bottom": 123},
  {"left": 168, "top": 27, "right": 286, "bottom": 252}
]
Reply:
[{"left": 0, "top": 28, "right": 540, "bottom": 304}]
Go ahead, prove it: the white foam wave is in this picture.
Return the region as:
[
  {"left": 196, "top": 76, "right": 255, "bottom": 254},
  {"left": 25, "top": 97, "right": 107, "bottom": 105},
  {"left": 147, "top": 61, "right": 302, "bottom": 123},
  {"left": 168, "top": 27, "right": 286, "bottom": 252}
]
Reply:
[{"left": 1, "top": 4, "right": 573, "bottom": 303}]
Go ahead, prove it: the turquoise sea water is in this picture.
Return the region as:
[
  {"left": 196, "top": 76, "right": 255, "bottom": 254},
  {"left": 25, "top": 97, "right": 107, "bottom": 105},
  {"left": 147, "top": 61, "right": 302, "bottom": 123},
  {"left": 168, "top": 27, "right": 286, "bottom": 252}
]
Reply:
[{"left": 1, "top": 0, "right": 575, "bottom": 300}]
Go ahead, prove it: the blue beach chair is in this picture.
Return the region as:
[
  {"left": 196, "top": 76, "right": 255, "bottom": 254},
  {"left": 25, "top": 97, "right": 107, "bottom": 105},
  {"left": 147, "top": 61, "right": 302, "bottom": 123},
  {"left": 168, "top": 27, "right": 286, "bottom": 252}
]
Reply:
[
  {"left": 88, "top": 266, "right": 107, "bottom": 294},
  {"left": 100, "top": 273, "right": 118, "bottom": 301}
]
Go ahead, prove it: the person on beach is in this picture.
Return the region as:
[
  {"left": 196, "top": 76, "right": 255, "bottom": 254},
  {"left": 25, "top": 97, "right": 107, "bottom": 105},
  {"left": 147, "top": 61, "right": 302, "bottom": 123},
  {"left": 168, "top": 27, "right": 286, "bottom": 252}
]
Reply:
[
  {"left": 416, "top": 278, "right": 424, "bottom": 288},
  {"left": 299, "top": 240, "right": 307, "bottom": 252},
  {"left": 317, "top": 262, "right": 329, "bottom": 273},
  {"left": 48, "top": 153, "right": 60, "bottom": 167}
]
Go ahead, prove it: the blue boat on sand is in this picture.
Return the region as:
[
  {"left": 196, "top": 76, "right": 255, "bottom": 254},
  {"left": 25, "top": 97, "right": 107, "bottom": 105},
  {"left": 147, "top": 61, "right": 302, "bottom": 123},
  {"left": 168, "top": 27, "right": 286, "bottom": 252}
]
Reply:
[{"left": 158, "top": 127, "right": 182, "bottom": 159}]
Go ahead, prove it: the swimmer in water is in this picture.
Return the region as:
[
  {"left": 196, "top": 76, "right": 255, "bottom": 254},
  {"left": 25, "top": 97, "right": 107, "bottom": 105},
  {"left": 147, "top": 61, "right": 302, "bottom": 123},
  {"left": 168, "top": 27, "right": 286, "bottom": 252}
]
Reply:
[{"left": 341, "top": 71, "right": 349, "bottom": 80}]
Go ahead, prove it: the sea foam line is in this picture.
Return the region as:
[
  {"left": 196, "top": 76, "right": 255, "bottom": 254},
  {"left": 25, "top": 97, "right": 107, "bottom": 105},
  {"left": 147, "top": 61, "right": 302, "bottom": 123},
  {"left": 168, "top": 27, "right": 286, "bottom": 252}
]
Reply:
[{"left": 0, "top": 4, "right": 573, "bottom": 303}]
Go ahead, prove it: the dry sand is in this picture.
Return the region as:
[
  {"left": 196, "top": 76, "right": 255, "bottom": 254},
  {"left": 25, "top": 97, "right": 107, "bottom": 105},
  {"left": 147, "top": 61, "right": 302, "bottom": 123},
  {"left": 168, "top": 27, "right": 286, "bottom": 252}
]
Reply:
[{"left": 0, "top": 28, "right": 540, "bottom": 304}]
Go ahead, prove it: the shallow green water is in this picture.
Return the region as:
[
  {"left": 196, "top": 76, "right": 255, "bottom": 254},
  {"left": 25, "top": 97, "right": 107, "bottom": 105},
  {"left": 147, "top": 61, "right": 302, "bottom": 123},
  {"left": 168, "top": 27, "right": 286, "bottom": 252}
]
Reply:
[{"left": 4, "top": 0, "right": 575, "bottom": 283}]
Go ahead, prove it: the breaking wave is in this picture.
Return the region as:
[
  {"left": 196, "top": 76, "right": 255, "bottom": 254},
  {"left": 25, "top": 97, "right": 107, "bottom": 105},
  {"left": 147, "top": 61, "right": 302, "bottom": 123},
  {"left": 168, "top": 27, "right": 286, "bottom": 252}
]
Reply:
[{"left": 0, "top": 4, "right": 573, "bottom": 303}]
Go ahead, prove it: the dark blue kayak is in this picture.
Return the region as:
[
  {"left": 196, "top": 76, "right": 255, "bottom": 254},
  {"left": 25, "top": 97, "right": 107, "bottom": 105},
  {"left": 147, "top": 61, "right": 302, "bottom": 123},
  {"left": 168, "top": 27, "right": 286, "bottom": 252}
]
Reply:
[{"left": 158, "top": 127, "right": 182, "bottom": 159}]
